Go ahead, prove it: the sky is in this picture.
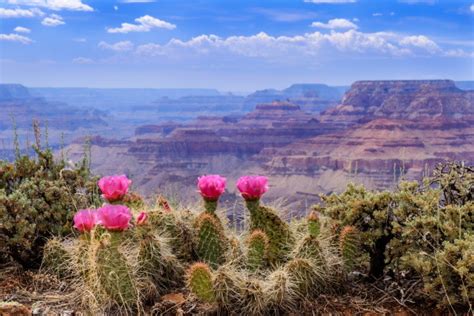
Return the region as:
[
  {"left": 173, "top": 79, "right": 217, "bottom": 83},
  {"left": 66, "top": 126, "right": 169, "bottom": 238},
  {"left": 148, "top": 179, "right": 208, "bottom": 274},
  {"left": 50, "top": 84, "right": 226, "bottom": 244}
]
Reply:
[{"left": 0, "top": 0, "right": 473, "bottom": 91}]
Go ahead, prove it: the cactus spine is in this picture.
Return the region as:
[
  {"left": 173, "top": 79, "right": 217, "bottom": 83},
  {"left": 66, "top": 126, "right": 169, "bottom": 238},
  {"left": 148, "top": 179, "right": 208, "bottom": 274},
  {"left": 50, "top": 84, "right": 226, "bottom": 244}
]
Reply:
[
  {"left": 307, "top": 211, "right": 320, "bottom": 238},
  {"left": 244, "top": 200, "right": 293, "bottom": 265},
  {"left": 339, "top": 226, "right": 359, "bottom": 269},
  {"left": 246, "top": 229, "right": 269, "bottom": 271},
  {"left": 96, "top": 231, "right": 137, "bottom": 308},
  {"left": 187, "top": 262, "right": 216, "bottom": 303},
  {"left": 195, "top": 213, "right": 227, "bottom": 268}
]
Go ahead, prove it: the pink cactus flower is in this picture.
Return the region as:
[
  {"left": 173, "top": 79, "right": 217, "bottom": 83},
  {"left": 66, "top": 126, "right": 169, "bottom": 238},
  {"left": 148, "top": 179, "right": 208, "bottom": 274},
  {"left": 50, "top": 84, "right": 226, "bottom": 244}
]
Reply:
[
  {"left": 73, "top": 209, "right": 97, "bottom": 232},
  {"left": 97, "top": 204, "right": 132, "bottom": 231},
  {"left": 98, "top": 175, "right": 132, "bottom": 202},
  {"left": 136, "top": 211, "right": 148, "bottom": 226},
  {"left": 236, "top": 176, "right": 269, "bottom": 200},
  {"left": 197, "top": 175, "right": 227, "bottom": 201}
]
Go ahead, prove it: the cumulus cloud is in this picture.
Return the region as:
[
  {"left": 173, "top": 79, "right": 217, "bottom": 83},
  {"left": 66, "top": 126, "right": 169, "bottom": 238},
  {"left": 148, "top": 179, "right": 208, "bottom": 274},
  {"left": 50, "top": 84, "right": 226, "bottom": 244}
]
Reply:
[
  {"left": 399, "top": 35, "right": 440, "bottom": 53},
  {"left": 72, "top": 57, "right": 94, "bottom": 64},
  {"left": 98, "top": 40, "right": 134, "bottom": 51},
  {"left": 0, "top": 33, "right": 33, "bottom": 44},
  {"left": 107, "top": 15, "right": 176, "bottom": 33},
  {"left": 14, "top": 26, "right": 31, "bottom": 33},
  {"left": 134, "top": 30, "right": 449, "bottom": 60},
  {"left": 6, "top": 0, "right": 93, "bottom": 11},
  {"left": 470, "top": 4, "right": 474, "bottom": 12},
  {"left": 444, "top": 49, "right": 474, "bottom": 58},
  {"left": 304, "top": 0, "right": 356, "bottom": 3},
  {"left": 311, "top": 18, "right": 358, "bottom": 29},
  {"left": 41, "top": 14, "right": 65, "bottom": 26},
  {"left": 0, "top": 7, "right": 44, "bottom": 18}
]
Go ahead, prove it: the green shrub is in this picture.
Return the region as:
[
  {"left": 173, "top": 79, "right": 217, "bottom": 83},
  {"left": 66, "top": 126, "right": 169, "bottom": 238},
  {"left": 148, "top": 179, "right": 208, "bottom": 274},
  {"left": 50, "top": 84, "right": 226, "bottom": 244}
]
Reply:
[
  {"left": 0, "top": 148, "right": 99, "bottom": 267},
  {"left": 318, "top": 162, "right": 473, "bottom": 308}
]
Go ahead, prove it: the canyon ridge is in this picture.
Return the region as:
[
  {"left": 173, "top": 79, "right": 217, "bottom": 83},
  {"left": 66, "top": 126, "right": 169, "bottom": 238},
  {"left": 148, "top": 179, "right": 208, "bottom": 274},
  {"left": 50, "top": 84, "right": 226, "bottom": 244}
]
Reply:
[{"left": 63, "top": 79, "right": 474, "bottom": 212}]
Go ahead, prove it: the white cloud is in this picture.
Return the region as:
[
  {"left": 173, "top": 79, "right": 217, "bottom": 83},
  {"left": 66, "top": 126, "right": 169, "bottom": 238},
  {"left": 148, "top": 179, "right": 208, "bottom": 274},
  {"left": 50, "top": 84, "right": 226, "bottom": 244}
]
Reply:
[
  {"left": 372, "top": 13, "right": 383, "bottom": 17},
  {"left": 0, "top": 33, "right": 33, "bottom": 44},
  {"left": 14, "top": 26, "right": 31, "bottom": 33},
  {"left": 444, "top": 49, "right": 474, "bottom": 58},
  {"left": 98, "top": 40, "right": 134, "bottom": 51},
  {"left": 311, "top": 18, "right": 358, "bottom": 29},
  {"left": 41, "top": 14, "right": 65, "bottom": 26},
  {"left": 399, "top": 35, "right": 440, "bottom": 53},
  {"left": 0, "top": 7, "right": 44, "bottom": 18},
  {"left": 304, "top": 0, "right": 356, "bottom": 3},
  {"left": 135, "top": 30, "right": 448, "bottom": 60},
  {"left": 470, "top": 4, "right": 474, "bottom": 12},
  {"left": 72, "top": 57, "right": 94, "bottom": 64},
  {"left": 6, "top": 0, "right": 93, "bottom": 11},
  {"left": 114, "top": 5, "right": 118, "bottom": 10},
  {"left": 73, "top": 37, "right": 87, "bottom": 42},
  {"left": 107, "top": 15, "right": 176, "bottom": 33}
]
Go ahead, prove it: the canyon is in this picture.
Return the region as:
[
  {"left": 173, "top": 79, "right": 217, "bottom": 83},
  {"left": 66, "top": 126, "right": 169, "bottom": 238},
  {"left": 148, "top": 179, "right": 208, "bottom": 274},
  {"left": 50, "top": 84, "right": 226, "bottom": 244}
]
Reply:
[{"left": 63, "top": 80, "right": 474, "bottom": 211}]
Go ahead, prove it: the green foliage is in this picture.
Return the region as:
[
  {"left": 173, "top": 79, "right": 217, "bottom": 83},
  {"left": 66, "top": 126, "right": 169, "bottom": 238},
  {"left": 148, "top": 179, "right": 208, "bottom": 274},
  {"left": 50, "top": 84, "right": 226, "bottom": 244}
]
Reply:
[
  {"left": 245, "top": 200, "right": 293, "bottom": 265},
  {"left": 187, "top": 262, "right": 216, "bottom": 303},
  {"left": 0, "top": 148, "right": 98, "bottom": 267},
  {"left": 246, "top": 229, "right": 269, "bottom": 271},
  {"left": 319, "top": 162, "right": 473, "bottom": 308}
]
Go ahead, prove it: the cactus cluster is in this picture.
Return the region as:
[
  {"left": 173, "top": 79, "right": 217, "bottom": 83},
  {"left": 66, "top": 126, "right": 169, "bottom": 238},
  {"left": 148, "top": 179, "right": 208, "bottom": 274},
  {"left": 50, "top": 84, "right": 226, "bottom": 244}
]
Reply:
[{"left": 33, "top": 162, "right": 474, "bottom": 313}]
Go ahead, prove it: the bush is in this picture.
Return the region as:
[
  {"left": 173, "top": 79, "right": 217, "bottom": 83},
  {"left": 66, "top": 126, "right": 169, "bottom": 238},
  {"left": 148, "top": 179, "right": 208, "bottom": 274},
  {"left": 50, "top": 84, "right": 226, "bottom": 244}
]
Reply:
[
  {"left": 318, "top": 162, "right": 473, "bottom": 307},
  {"left": 0, "top": 147, "right": 99, "bottom": 267}
]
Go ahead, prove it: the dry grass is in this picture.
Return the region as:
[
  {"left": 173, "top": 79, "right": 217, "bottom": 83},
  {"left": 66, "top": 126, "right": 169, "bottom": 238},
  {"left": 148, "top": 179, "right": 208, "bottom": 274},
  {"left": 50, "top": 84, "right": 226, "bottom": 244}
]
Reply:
[{"left": 1, "top": 262, "right": 442, "bottom": 315}]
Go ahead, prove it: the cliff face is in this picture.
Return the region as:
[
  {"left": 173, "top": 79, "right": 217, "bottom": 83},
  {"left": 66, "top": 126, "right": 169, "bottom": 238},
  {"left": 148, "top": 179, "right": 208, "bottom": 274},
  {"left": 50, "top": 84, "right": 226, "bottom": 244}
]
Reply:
[
  {"left": 320, "top": 80, "right": 473, "bottom": 124},
  {"left": 65, "top": 80, "right": 474, "bottom": 210}
]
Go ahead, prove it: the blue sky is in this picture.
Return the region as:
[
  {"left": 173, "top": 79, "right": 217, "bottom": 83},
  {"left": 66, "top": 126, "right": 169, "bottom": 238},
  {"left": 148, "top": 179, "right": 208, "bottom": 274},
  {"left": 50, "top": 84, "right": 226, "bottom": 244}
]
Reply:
[{"left": 0, "top": 0, "right": 473, "bottom": 90}]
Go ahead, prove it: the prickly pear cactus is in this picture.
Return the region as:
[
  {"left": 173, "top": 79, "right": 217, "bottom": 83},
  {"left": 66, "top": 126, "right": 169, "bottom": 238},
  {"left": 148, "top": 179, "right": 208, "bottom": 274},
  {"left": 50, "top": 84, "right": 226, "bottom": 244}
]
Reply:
[
  {"left": 307, "top": 211, "right": 320, "bottom": 238},
  {"left": 148, "top": 210, "right": 194, "bottom": 262},
  {"left": 187, "top": 262, "right": 216, "bottom": 303},
  {"left": 41, "top": 237, "right": 72, "bottom": 279},
  {"left": 244, "top": 200, "right": 293, "bottom": 265},
  {"left": 339, "top": 226, "right": 359, "bottom": 269},
  {"left": 285, "top": 258, "right": 324, "bottom": 297},
  {"left": 136, "top": 228, "right": 183, "bottom": 293},
  {"left": 246, "top": 229, "right": 269, "bottom": 271},
  {"left": 195, "top": 213, "right": 228, "bottom": 268},
  {"left": 96, "top": 231, "right": 138, "bottom": 308}
]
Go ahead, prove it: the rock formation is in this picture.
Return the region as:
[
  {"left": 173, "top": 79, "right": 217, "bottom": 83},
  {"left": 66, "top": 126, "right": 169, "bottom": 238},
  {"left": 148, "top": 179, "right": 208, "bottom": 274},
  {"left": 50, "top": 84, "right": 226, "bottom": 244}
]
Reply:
[{"left": 64, "top": 80, "right": 474, "bottom": 212}]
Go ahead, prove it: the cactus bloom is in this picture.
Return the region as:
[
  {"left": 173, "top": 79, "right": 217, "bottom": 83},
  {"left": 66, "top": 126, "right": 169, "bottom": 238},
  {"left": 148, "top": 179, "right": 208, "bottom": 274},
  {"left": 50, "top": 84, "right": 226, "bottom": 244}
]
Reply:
[
  {"left": 197, "top": 175, "right": 227, "bottom": 201},
  {"left": 136, "top": 211, "right": 148, "bottom": 226},
  {"left": 98, "top": 175, "right": 132, "bottom": 202},
  {"left": 236, "top": 176, "right": 269, "bottom": 200},
  {"left": 73, "top": 209, "right": 97, "bottom": 232},
  {"left": 97, "top": 204, "right": 132, "bottom": 231}
]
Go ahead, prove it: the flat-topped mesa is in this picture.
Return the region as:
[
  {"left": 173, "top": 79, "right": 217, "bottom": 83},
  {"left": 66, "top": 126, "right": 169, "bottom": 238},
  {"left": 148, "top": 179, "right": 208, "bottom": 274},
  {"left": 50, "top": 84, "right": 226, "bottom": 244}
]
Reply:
[
  {"left": 320, "top": 79, "right": 474, "bottom": 124},
  {"left": 243, "top": 101, "right": 313, "bottom": 122},
  {"left": 255, "top": 101, "right": 301, "bottom": 111}
]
